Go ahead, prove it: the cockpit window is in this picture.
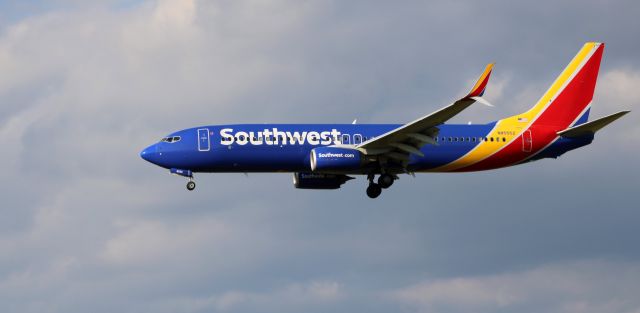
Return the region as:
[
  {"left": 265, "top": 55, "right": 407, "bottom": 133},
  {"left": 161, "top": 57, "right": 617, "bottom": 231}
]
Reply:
[{"left": 160, "top": 136, "right": 181, "bottom": 143}]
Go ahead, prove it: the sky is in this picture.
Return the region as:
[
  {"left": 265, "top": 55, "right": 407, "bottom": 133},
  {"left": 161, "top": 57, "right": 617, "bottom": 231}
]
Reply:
[{"left": 0, "top": 0, "right": 639, "bottom": 312}]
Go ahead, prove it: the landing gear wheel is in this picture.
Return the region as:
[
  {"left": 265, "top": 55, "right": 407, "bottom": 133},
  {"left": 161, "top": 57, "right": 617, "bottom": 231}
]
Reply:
[
  {"left": 366, "top": 183, "right": 382, "bottom": 199},
  {"left": 186, "top": 181, "right": 196, "bottom": 191},
  {"left": 378, "top": 174, "right": 394, "bottom": 189}
]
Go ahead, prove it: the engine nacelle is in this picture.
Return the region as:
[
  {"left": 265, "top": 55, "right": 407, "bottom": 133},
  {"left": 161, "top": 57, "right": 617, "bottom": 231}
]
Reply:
[
  {"left": 293, "top": 172, "right": 354, "bottom": 189},
  {"left": 310, "top": 147, "right": 363, "bottom": 172}
]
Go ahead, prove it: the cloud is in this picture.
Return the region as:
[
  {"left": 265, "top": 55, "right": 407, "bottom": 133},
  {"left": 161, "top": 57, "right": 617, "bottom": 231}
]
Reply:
[
  {"left": 0, "top": 1, "right": 639, "bottom": 313},
  {"left": 210, "top": 280, "right": 344, "bottom": 311},
  {"left": 595, "top": 68, "right": 639, "bottom": 139},
  {"left": 390, "top": 260, "right": 640, "bottom": 313}
]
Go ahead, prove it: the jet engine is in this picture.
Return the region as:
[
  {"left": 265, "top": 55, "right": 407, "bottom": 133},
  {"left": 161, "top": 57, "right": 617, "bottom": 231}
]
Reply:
[
  {"left": 310, "top": 147, "right": 363, "bottom": 172},
  {"left": 293, "top": 172, "right": 354, "bottom": 189}
]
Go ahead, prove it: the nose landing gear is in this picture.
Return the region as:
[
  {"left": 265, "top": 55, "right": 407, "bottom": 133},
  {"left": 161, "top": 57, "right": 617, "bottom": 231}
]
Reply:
[
  {"left": 170, "top": 168, "right": 196, "bottom": 191},
  {"left": 186, "top": 179, "right": 196, "bottom": 191}
]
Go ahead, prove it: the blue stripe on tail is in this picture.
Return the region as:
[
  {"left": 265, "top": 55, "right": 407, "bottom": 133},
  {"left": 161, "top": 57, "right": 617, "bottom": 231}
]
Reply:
[{"left": 573, "top": 108, "right": 590, "bottom": 126}]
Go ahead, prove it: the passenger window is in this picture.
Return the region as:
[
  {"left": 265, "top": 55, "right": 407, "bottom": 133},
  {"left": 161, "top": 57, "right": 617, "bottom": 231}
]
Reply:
[
  {"left": 448, "top": 137, "right": 452, "bottom": 142},
  {"left": 490, "top": 137, "right": 494, "bottom": 142},
  {"left": 341, "top": 134, "right": 350, "bottom": 144},
  {"left": 353, "top": 134, "right": 363, "bottom": 145},
  {"left": 502, "top": 137, "right": 506, "bottom": 142},
  {"left": 472, "top": 137, "right": 476, "bottom": 142}
]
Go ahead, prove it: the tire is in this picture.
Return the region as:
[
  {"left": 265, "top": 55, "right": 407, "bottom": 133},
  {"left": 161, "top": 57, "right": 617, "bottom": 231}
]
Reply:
[
  {"left": 366, "top": 183, "right": 382, "bottom": 198},
  {"left": 378, "top": 174, "right": 394, "bottom": 189},
  {"left": 186, "top": 181, "right": 196, "bottom": 191}
]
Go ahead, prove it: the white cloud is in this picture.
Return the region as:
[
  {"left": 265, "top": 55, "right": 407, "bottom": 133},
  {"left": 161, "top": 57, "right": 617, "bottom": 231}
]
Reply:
[
  {"left": 389, "top": 260, "right": 640, "bottom": 313},
  {"left": 597, "top": 68, "right": 640, "bottom": 107},
  {"left": 594, "top": 68, "right": 639, "bottom": 138},
  {"left": 203, "top": 280, "right": 344, "bottom": 312}
]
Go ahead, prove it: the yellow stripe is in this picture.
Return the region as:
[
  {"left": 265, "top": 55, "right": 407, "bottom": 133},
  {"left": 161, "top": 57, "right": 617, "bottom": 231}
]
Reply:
[
  {"left": 521, "top": 42, "right": 597, "bottom": 119},
  {"left": 431, "top": 43, "right": 598, "bottom": 172}
]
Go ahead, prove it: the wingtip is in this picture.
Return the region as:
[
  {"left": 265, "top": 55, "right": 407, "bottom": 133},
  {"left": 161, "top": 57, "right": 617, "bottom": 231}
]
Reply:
[
  {"left": 612, "top": 110, "right": 631, "bottom": 117},
  {"left": 466, "top": 63, "right": 494, "bottom": 98}
]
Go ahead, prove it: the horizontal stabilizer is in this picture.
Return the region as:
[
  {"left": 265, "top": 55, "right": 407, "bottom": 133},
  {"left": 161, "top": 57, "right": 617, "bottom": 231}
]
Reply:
[{"left": 557, "top": 111, "right": 630, "bottom": 138}]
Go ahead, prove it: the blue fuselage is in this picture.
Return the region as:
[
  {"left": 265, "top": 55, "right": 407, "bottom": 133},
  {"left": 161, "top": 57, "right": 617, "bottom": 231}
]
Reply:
[{"left": 140, "top": 123, "right": 592, "bottom": 174}]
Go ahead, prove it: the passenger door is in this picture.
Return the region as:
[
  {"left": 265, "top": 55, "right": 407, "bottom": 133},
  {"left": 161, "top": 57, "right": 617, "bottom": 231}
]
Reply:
[
  {"left": 198, "top": 128, "right": 210, "bottom": 151},
  {"left": 522, "top": 130, "right": 532, "bottom": 152}
]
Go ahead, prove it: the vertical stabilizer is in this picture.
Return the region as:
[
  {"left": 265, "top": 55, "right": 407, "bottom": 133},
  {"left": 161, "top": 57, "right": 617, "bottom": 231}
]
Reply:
[{"left": 521, "top": 42, "right": 604, "bottom": 128}]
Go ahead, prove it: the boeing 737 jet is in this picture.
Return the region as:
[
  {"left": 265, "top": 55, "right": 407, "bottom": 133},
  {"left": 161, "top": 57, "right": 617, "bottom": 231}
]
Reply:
[{"left": 141, "top": 42, "right": 629, "bottom": 198}]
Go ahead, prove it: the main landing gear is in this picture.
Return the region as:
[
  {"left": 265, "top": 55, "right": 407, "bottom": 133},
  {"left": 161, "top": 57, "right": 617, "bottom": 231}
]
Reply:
[
  {"left": 378, "top": 174, "right": 394, "bottom": 189},
  {"left": 366, "top": 173, "right": 395, "bottom": 199}
]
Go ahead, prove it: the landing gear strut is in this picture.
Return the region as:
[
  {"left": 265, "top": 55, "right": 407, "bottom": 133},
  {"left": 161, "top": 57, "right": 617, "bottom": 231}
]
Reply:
[{"left": 366, "top": 173, "right": 382, "bottom": 199}]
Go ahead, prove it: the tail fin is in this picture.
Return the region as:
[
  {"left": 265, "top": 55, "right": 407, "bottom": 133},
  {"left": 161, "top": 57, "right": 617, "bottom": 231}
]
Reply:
[{"left": 522, "top": 42, "right": 604, "bottom": 129}]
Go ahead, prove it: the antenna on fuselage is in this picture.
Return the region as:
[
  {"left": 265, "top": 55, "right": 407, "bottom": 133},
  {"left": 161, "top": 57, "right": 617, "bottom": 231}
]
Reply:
[{"left": 352, "top": 119, "right": 357, "bottom": 124}]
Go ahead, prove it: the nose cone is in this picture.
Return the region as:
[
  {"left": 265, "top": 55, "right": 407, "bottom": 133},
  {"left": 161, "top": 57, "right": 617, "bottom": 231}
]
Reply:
[{"left": 140, "top": 144, "right": 159, "bottom": 164}]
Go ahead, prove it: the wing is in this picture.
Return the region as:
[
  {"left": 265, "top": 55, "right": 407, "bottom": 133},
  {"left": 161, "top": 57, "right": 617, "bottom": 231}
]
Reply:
[{"left": 356, "top": 63, "right": 495, "bottom": 164}]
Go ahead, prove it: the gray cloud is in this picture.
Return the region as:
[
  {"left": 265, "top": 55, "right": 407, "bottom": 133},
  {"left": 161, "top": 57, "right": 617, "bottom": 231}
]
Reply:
[
  {"left": 390, "top": 260, "right": 640, "bottom": 313},
  {"left": 0, "top": 0, "right": 638, "bottom": 312}
]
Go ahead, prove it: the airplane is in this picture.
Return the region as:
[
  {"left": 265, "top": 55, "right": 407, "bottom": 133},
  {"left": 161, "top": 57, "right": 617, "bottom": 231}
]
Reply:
[{"left": 140, "top": 42, "right": 629, "bottom": 198}]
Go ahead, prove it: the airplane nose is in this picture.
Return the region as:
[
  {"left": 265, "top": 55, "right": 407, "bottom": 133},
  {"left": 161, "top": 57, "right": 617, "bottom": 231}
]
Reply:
[{"left": 140, "top": 144, "right": 158, "bottom": 164}]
